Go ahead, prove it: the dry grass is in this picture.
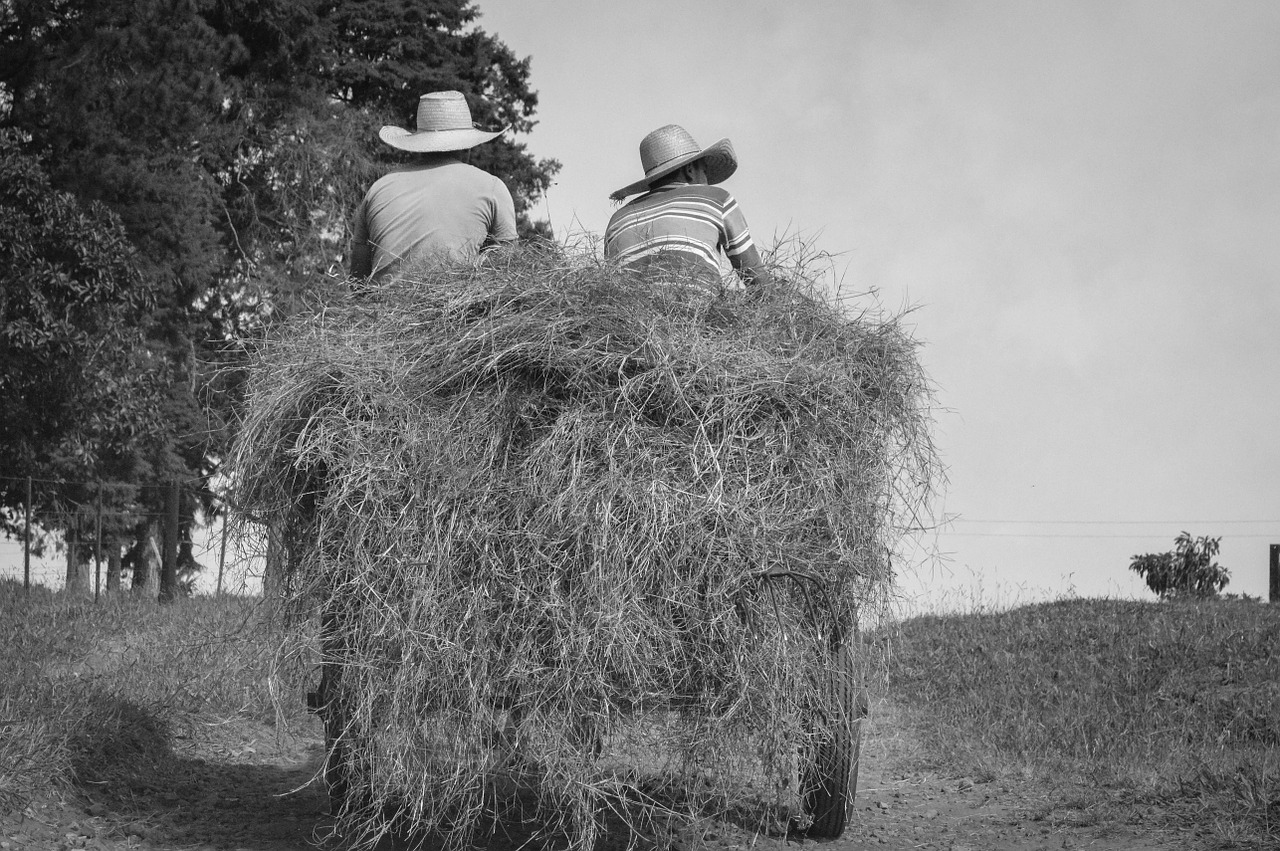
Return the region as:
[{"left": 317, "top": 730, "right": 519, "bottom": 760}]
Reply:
[
  {"left": 228, "top": 246, "right": 939, "bottom": 848},
  {"left": 0, "top": 581, "right": 282, "bottom": 814}
]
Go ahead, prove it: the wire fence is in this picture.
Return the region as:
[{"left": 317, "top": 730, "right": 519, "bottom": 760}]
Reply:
[{"left": 0, "top": 474, "right": 266, "bottom": 598}]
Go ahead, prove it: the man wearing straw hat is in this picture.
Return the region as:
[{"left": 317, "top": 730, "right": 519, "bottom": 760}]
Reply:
[
  {"left": 604, "top": 124, "right": 771, "bottom": 287},
  {"left": 349, "top": 91, "right": 518, "bottom": 281}
]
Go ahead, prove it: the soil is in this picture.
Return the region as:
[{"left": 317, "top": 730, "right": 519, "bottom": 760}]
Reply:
[{"left": 1, "top": 700, "right": 1208, "bottom": 851}]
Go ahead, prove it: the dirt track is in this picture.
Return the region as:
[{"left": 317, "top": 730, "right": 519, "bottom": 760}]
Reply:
[{"left": 1, "top": 700, "right": 1202, "bottom": 851}]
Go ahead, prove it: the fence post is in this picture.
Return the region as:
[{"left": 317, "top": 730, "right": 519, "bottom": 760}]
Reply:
[
  {"left": 94, "top": 489, "right": 103, "bottom": 603},
  {"left": 1270, "top": 545, "right": 1279, "bottom": 604},
  {"left": 66, "top": 521, "right": 80, "bottom": 596},
  {"left": 23, "top": 476, "right": 32, "bottom": 593},
  {"left": 160, "top": 479, "right": 180, "bottom": 603},
  {"left": 216, "top": 508, "right": 228, "bottom": 597}
]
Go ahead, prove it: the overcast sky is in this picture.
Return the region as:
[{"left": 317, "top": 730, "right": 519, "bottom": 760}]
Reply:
[{"left": 474, "top": 0, "right": 1280, "bottom": 608}]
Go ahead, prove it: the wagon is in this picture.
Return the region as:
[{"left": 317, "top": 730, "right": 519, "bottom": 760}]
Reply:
[
  {"left": 307, "top": 562, "right": 870, "bottom": 840},
  {"left": 234, "top": 251, "right": 932, "bottom": 847}
]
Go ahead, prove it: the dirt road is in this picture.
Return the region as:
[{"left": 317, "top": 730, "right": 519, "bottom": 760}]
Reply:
[{"left": 1, "top": 700, "right": 1202, "bottom": 851}]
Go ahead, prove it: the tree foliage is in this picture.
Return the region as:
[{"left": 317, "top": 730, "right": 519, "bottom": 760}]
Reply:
[
  {"left": 0, "top": 0, "right": 560, "bottom": 590},
  {"left": 1129, "top": 532, "right": 1230, "bottom": 600},
  {"left": 223, "top": 1, "right": 558, "bottom": 287},
  {"left": 0, "top": 131, "right": 165, "bottom": 559}
]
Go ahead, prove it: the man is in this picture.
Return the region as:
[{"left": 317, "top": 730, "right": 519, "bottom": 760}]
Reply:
[
  {"left": 604, "top": 124, "right": 770, "bottom": 287},
  {"left": 349, "top": 91, "right": 517, "bottom": 281}
]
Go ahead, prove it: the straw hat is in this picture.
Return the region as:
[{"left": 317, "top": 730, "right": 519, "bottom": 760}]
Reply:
[
  {"left": 610, "top": 124, "right": 738, "bottom": 201},
  {"left": 378, "top": 91, "right": 507, "bottom": 153}
]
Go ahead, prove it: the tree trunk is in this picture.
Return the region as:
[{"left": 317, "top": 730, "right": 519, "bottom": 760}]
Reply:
[
  {"left": 131, "top": 520, "right": 161, "bottom": 599},
  {"left": 264, "top": 525, "right": 283, "bottom": 599},
  {"left": 159, "top": 479, "right": 180, "bottom": 603},
  {"left": 106, "top": 546, "right": 122, "bottom": 594},
  {"left": 64, "top": 526, "right": 91, "bottom": 597}
]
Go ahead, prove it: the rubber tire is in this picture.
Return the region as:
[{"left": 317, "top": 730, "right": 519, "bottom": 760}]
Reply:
[
  {"left": 322, "top": 710, "right": 350, "bottom": 814},
  {"left": 802, "top": 643, "right": 867, "bottom": 839},
  {"left": 315, "top": 655, "right": 353, "bottom": 815}
]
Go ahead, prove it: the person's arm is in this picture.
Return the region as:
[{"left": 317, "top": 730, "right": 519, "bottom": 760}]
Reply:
[
  {"left": 349, "top": 242, "right": 372, "bottom": 278},
  {"left": 349, "top": 198, "right": 373, "bottom": 277},
  {"left": 483, "top": 177, "right": 519, "bottom": 250},
  {"left": 729, "top": 244, "right": 772, "bottom": 287},
  {"left": 720, "top": 192, "right": 772, "bottom": 287}
]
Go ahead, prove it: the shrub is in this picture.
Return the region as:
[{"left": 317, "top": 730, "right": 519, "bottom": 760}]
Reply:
[{"left": 1129, "top": 531, "right": 1230, "bottom": 600}]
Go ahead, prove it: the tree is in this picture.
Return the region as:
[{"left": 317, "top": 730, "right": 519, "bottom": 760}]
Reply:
[
  {"left": 1, "top": 0, "right": 237, "bottom": 599},
  {"left": 0, "top": 131, "right": 168, "bottom": 594},
  {"left": 1129, "top": 532, "right": 1230, "bottom": 600},
  {"left": 1, "top": 0, "right": 560, "bottom": 593},
  {"left": 205, "top": 1, "right": 560, "bottom": 301}
]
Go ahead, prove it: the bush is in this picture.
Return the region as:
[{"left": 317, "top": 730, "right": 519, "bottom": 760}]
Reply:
[{"left": 1129, "top": 531, "right": 1230, "bottom": 600}]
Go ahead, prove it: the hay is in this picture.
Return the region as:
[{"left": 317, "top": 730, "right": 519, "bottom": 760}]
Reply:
[{"left": 228, "top": 246, "right": 938, "bottom": 849}]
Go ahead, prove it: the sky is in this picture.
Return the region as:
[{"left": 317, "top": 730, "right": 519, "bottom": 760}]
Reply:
[
  {"left": 4, "top": 1, "right": 1277, "bottom": 610},
  {"left": 469, "top": 0, "right": 1280, "bottom": 608}
]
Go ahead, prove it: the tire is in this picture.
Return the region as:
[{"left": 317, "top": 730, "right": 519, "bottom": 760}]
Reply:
[
  {"left": 802, "top": 642, "right": 868, "bottom": 839},
  {"left": 317, "top": 661, "right": 352, "bottom": 815},
  {"left": 316, "top": 604, "right": 354, "bottom": 816}
]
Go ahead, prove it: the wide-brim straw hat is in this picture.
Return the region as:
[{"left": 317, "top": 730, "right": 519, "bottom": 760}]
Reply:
[
  {"left": 379, "top": 91, "right": 507, "bottom": 153},
  {"left": 610, "top": 124, "right": 738, "bottom": 201}
]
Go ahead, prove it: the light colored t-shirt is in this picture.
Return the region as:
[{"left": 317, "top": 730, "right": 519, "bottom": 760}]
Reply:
[
  {"left": 603, "top": 183, "right": 756, "bottom": 276},
  {"left": 351, "top": 157, "right": 517, "bottom": 279}
]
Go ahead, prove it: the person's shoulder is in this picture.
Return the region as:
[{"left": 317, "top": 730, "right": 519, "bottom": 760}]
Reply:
[
  {"left": 626, "top": 184, "right": 727, "bottom": 206},
  {"left": 369, "top": 163, "right": 432, "bottom": 189},
  {"left": 663, "top": 183, "right": 735, "bottom": 207},
  {"left": 448, "top": 161, "right": 511, "bottom": 191},
  {"left": 617, "top": 191, "right": 656, "bottom": 210},
  {"left": 698, "top": 184, "right": 735, "bottom": 204}
]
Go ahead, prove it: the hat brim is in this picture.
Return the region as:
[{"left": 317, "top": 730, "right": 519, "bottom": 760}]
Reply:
[
  {"left": 379, "top": 125, "right": 506, "bottom": 152},
  {"left": 610, "top": 137, "right": 738, "bottom": 201}
]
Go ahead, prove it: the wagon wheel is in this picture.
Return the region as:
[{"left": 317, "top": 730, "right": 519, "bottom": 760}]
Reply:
[
  {"left": 312, "top": 608, "right": 353, "bottom": 815},
  {"left": 313, "top": 675, "right": 348, "bottom": 813},
  {"left": 801, "top": 641, "right": 868, "bottom": 839}
]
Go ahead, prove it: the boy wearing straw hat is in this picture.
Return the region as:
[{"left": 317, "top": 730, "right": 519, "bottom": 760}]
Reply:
[
  {"left": 604, "top": 124, "right": 771, "bottom": 287},
  {"left": 349, "top": 91, "right": 518, "bottom": 281}
]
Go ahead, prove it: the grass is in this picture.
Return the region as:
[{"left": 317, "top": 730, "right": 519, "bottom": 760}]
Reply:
[
  {"left": 3, "top": 577, "right": 1276, "bottom": 848},
  {"left": 886, "top": 596, "right": 1280, "bottom": 847},
  {"left": 0, "top": 579, "right": 291, "bottom": 814}
]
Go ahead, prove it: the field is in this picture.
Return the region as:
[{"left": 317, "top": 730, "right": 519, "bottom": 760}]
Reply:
[
  {"left": 878, "top": 596, "right": 1280, "bottom": 849},
  {"left": 1, "top": 581, "right": 1276, "bottom": 850}
]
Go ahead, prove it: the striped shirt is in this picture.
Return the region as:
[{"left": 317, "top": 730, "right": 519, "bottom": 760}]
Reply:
[{"left": 603, "top": 184, "right": 756, "bottom": 276}]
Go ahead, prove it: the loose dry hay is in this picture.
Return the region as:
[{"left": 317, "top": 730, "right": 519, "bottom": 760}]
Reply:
[{"left": 228, "top": 246, "right": 938, "bottom": 849}]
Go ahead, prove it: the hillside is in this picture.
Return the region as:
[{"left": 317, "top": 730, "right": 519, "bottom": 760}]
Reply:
[{"left": 884, "top": 597, "right": 1280, "bottom": 848}]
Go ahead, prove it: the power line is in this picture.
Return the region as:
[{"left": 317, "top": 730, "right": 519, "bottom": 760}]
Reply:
[
  {"left": 953, "top": 518, "right": 1280, "bottom": 525},
  {"left": 949, "top": 532, "right": 1280, "bottom": 540}
]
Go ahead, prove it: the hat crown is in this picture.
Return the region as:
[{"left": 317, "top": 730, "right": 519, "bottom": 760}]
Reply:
[
  {"left": 639, "top": 125, "right": 702, "bottom": 177},
  {"left": 609, "top": 123, "right": 737, "bottom": 201},
  {"left": 416, "top": 91, "right": 475, "bottom": 133}
]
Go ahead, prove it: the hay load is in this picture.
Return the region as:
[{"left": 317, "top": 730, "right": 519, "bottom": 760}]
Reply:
[{"left": 229, "top": 247, "right": 937, "bottom": 848}]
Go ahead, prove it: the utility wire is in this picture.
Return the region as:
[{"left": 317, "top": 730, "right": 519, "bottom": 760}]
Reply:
[
  {"left": 954, "top": 518, "right": 1280, "bottom": 525},
  {"left": 948, "top": 532, "right": 1280, "bottom": 540}
]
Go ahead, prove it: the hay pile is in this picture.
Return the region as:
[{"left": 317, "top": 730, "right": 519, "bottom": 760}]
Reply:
[{"left": 229, "top": 247, "right": 937, "bottom": 848}]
